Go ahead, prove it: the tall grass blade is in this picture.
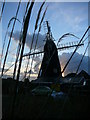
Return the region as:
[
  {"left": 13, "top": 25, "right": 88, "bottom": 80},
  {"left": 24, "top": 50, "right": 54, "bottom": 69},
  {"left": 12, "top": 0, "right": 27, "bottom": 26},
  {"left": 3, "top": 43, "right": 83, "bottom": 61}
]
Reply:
[
  {"left": 76, "top": 41, "right": 90, "bottom": 74},
  {"left": 1, "top": 17, "right": 21, "bottom": 64},
  {"left": 62, "top": 26, "right": 90, "bottom": 73},
  {"left": 11, "top": 0, "right": 35, "bottom": 119},
  {"left": 24, "top": 1, "right": 45, "bottom": 79},
  {"left": 28, "top": 6, "right": 47, "bottom": 78},
  {"left": 23, "top": 0, "right": 31, "bottom": 23},
  {"left": 39, "top": 6, "right": 48, "bottom": 32},
  {"left": 0, "top": 0, "right": 5, "bottom": 22},
  {"left": 57, "top": 33, "right": 79, "bottom": 46},
  {"left": 13, "top": 1, "right": 31, "bottom": 79},
  {"left": 1, "top": 0, "right": 21, "bottom": 77},
  {"left": 16, "top": 0, "right": 35, "bottom": 83},
  {"left": 35, "top": 0, "right": 45, "bottom": 30},
  {"left": 8, "top": 17, "right": 21, "bottom": 27}
]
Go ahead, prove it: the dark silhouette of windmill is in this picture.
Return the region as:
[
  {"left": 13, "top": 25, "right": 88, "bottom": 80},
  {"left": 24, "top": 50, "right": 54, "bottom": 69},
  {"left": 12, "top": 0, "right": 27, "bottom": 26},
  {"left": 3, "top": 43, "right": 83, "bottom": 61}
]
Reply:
[{"left": 38, "top": 21, "right": 62, "bottom": 78}]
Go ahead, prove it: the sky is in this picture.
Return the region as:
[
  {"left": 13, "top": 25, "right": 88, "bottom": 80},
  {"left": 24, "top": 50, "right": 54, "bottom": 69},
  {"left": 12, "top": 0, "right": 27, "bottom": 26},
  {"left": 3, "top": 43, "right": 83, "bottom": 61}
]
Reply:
[{"left": 0, "top": 1, "right": 89, "bottom": 80}]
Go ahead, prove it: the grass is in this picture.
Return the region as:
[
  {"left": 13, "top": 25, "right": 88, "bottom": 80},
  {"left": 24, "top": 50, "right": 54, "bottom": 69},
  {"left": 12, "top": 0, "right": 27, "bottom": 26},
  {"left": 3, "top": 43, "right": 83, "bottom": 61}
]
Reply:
[{"left": 2, "top": 92, "right": 90, "bottom": 120}]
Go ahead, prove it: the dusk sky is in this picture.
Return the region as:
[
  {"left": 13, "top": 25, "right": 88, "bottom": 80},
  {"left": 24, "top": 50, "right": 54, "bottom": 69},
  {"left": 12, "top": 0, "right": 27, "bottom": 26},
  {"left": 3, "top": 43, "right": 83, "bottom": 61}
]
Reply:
[{"left": 0, "top": 2, "right": 89, "bottom": 79}]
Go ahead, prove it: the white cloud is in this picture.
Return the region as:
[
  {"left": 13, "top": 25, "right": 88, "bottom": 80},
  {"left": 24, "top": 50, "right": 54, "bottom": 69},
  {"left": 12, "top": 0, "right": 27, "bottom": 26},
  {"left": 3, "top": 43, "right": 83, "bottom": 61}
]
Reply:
[{"left": 8, "top": 31, "right": 45, "bottom": 51}]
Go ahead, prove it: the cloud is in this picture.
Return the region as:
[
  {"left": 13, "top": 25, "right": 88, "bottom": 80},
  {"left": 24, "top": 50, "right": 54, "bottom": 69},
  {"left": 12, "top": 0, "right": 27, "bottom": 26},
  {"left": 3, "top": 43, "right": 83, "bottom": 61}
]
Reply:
[
  {"left": 23, "top": 52, "right": 89, "bottom": 77},
  {"left": 0, "top": 68, "right": 2, "bottom": 72},
  {"left": 24, "top": 69, "right": 35, "bottom": 74},
  {"left": 8, "top": 31, "right": 45, "bottom": 51},
  {"left": 34, "top": 61, "right": 41, "bottom": 73},
  {"left": 32, "top": 52, "right": 89, "bottom": 77},
  {"left": 0, "top": 54, "right": 2, "bottom": 65},
  {"left": 60, "top": 52, "right": 89, "bottom": 76},
  {"left": 1, "top": 52, "right": 89, "bottom": 78},
  {"left": 6, "top": 31, "right": 90, "bottom": 77}
]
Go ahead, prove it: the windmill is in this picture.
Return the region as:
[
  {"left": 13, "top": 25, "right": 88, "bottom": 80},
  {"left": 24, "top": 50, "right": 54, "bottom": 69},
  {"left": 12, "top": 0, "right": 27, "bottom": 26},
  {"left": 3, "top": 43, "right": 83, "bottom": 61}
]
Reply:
[{"left": 22, "top": 21, "right": 84, "bottom": 80}]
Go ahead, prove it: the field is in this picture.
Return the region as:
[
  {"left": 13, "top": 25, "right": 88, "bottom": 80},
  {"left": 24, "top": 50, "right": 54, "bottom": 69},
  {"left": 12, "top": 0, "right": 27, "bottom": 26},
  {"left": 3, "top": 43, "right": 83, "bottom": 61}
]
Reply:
[{"left": 2, "top": 90, "right": 90, "bottom": 120}]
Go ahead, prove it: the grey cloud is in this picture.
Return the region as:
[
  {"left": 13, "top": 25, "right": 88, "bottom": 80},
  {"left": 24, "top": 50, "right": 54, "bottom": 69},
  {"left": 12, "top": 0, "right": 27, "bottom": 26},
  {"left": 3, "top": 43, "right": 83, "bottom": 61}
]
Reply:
[
  {"left": 0, "top": 68, "right": 10, "bottom": 72},
  {"left": 33, "top": 56, "right": 42, "bottom": 73},
  {"left": 7, "top": 31, "right": 90, "bottom": 77},
  {"left": 60, "top": 52, "right": 89, "bottom": 76},
  {"left": 34, "top": 61, "right": 41, "bottom": 73},
  {"left": 8, "top": 31, "right": 45, "bottom": 51},
  {"left": 0, "top": 68, "right": 1, "bottom": 72},
  {"left": 24, "top": 69, "right": 35, "bottom": 74},
  {"left": 31, "top": 52, "right": 89, "bottom": 77}
]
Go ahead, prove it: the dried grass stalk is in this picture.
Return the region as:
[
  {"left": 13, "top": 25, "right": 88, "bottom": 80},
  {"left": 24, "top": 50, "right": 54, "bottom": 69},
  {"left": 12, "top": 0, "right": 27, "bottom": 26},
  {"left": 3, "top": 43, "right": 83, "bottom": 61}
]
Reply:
[
  {"left": 57, "top": 33, "right": 79, "bottom": 46},
  {"left": 62, "top": 26, "right": 90, "bottom": 73},
  {"left": 35, "top": 0, "right": 45, "bottom": 30},
  {"left": 1, "top": 0, "right": 21, "bottom": 77}
]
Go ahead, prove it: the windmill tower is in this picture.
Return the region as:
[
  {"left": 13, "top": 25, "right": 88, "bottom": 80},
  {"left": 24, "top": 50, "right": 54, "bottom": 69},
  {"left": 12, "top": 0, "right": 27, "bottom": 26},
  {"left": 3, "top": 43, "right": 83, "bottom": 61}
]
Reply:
[{"left": 38, "top": 21, "right": 62, "bottom": 79}]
